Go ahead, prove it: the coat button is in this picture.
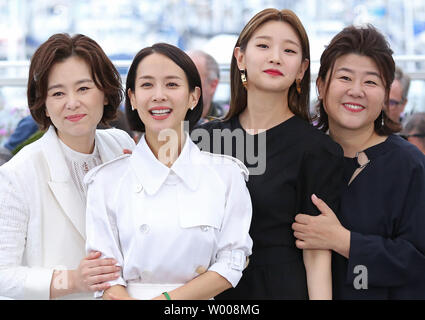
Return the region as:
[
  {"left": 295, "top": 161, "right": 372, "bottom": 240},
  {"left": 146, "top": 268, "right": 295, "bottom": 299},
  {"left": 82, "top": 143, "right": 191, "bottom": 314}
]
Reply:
[
  {"left": 200, "top": 226, "right": 209, "bottom": 232},
  {"left": 135, "top": 184, "right": 143, "bottom": 193},
  {"left": 196, "top": 266, "right": 207, "bottom": 274},
  {"left": 140, "top": 224, "right": 150, "bottom": 234}
]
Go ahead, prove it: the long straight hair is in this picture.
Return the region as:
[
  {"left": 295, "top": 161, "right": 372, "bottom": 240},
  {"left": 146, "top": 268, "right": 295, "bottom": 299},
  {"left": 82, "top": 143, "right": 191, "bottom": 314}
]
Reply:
[{"left": 224, "top": 8, "right": 311, "bottom": 122}]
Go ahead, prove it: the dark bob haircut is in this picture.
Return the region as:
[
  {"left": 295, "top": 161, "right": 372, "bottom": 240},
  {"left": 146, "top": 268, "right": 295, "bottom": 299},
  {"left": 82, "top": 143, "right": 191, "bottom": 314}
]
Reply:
[
  {"left": 28, "top": 33, "right": 123, "bottom": 131},
  {"left": 315, "top": 24, "right": 400, "bottom": 135},
  {"left": 125, "top": 43, "right": 203, "bottom": 132}
]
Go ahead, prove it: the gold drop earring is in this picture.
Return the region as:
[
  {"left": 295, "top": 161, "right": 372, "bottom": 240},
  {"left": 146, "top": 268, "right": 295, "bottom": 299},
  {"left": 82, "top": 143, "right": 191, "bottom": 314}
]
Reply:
[
  {"left": 296, "top": 79, "right": 302, "bottom": 94},
  {"left": 240, "top": 69, "right": 248, "bottom": 89}
]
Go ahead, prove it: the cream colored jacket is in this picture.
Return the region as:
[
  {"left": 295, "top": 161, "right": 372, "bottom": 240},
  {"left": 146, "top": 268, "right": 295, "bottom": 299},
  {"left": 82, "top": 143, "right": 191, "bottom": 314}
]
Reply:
[{"left": 0, "top": 126, "right": 135, "bottom": 300}]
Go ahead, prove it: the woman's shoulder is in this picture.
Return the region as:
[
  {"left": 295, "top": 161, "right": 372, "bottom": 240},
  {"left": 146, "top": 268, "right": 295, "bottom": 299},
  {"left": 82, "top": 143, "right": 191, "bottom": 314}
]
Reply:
[
  {"left": 95, "top": 128, "right": 136, "bottom": 148},
  {"left": 198, "top": 149, "right": 249, "bottom": 182},
  {"left": 1, "top": 134, "right": 46, "bottom": 171},
  {"left": 192, "top": 118, "right": 238, "bottom": 153},
  {"left": 84, "top": 154, "right": 132, "bottom": 186},
  {"left": 289, "top": 117, "right": 343, "bottom": 157},
  {"left": 384, "top": 135, "right": 425, "bottom": 168},
  {"left": 0, "top": 136, "right": 49, "bottom": 195},
  {"left": 194, "top": 118, "right": 235, "bottom": 133}
]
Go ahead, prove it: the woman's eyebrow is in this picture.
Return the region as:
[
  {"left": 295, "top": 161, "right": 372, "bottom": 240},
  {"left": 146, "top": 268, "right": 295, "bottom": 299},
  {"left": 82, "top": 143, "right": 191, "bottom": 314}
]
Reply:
[
  {"left": 137, "top": 75, "right": 183, "bottom": 80},
  {"left": 336, "top": 67, "right": 380, "bottom": 78},
  {"left": 47, "top": 79, "right": 94, "bottom": 91},
  {"left": 254, "top": 35, "right": 300, "bottom": 48}
]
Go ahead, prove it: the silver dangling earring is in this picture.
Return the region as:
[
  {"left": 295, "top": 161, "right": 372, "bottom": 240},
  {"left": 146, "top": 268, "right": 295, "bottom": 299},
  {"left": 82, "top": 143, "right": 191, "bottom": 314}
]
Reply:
[{"left": 381, "top": 110, "right": 385, "bottom": 127}]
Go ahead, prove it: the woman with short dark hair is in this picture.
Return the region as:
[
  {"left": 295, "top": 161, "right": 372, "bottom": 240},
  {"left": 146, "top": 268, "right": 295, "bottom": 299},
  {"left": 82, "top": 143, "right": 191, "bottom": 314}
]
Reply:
[
  {"left": 0, "top": 33, "right": 135, "bottom": 300},
  {"left": 84, "top": 43, "right": 253, "bottom": 300},
  {"left": 28, "top": 34, "right": 123, "bottom": 130},
  {"left": 292, "top": 25, "right": 425, "bottom": 299},
  {"left": 124, "top": 43, "right": 203, "bottom": 133}
]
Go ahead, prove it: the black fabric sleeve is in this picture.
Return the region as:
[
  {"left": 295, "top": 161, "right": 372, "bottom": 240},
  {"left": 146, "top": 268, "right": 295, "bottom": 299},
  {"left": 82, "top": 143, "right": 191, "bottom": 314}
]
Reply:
[
  {"left": 192, "top": 119, "right": 223, "bottom": 153},
  {"left": 346, "top": 161, "right": 425, "bottom": 288},
  {"left": 297, "top": 139, "right": 345, "bottom": 216}
]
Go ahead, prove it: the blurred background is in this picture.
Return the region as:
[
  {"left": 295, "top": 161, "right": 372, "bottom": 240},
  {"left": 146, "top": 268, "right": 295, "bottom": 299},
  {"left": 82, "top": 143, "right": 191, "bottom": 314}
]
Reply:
[{"left": 1, "top": 0, "right": 425, "bottom": 144}]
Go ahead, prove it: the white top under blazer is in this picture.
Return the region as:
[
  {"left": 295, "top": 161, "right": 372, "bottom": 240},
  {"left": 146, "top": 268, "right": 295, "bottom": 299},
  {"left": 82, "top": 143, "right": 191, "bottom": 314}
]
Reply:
[
  {"left": 85, "top": 133, "right": 253, "bottom": 299},
  {"left": 0, "top": 126, "right": 135, "bottom": 300}
]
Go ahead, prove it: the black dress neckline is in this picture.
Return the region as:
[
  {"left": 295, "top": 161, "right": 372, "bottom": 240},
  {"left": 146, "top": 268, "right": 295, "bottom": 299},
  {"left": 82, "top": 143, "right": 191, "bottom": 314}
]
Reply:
[
  {"left": 232, "top": 114, "right": 298, "bottom": 136},
  {"left": 343, "top": 135, "right": 394, "bottom": 162}
]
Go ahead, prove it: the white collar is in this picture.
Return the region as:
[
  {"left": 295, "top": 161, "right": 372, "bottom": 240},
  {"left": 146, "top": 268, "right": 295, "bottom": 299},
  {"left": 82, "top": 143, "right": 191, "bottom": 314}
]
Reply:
[
  {"left": 58, "top": 137, "right": 99, "bottom": 161},
  {"left": 130, "top": 133, "right": 202, "bottom": 195},
  {"left": 42, "top": 125, "right": 127, "bottom": 182}
]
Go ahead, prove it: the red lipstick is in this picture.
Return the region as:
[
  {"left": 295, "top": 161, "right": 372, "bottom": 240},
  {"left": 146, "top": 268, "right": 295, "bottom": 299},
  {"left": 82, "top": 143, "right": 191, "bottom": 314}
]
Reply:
[
  {"left": 264, "top": 69, "right": 283, "bottom": 76},
  {"left": 342, "top": 103, "right": 365, "bottom": 113},
  {"left": 66, "top": 114, "right": 86, "bottom": 122}
]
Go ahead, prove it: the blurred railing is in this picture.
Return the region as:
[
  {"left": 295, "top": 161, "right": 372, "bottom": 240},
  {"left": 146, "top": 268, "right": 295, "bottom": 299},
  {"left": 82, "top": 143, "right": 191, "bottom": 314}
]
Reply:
[
  {"left": 1, "top": 55, "right": 425, "bottom": 145},
  {"left": 1, "top": 56, "right": 425, "bottom": 86}
]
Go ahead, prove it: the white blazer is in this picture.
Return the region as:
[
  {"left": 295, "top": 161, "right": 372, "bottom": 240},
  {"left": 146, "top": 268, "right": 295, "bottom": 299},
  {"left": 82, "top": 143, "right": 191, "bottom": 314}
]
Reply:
[{"left": 0, "top": 126, "right": 135, "bottom": 300}]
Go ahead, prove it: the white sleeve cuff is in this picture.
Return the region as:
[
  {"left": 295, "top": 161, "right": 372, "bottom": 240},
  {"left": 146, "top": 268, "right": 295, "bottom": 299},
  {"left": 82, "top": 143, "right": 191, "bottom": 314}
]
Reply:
[
  {"left": 94, "top": 277, "right": 127, "bottom": 299},
  {"left": 23, "top": 267, "right": 55, "bottom": 300},
  {"left": 208, "top": 250, "right": 248, "bottom": 288}
]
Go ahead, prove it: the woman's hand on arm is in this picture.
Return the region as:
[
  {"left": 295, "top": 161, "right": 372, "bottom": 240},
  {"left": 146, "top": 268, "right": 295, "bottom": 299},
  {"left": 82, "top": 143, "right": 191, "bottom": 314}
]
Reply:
[
  {"left": 292, "top": 194, "right": 351, "bottom": 258},
  {"left": 295, "top": 195, "right": 348, "bottom": 299},
  {"left": 49, "top": 251, "right": 121, "bottom": 299}
]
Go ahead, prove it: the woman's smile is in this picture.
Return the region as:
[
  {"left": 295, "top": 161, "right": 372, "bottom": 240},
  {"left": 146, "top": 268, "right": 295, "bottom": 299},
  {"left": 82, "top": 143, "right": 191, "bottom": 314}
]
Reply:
[
  {"left": 65, "top": 113, "right": 87, "bottom": 122},
  {"left": 342, "top": 103, "right": 365, "bottom": 113},
  {"left": 149, "top": 106, "right": 173, "bottom": 120}
]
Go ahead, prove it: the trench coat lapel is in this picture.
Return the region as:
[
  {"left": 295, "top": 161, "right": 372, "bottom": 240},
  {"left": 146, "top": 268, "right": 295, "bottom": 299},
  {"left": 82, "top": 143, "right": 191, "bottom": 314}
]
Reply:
[
  {"left": 42, "top": 126, "right": 86, "bottom": 240},
  {"left": 42, "top": 127, "right": 127, "bottom": 240}
]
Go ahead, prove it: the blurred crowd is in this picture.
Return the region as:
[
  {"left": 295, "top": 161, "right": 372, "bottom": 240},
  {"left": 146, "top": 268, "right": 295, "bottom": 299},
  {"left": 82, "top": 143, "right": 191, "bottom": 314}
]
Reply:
[{"left": 1, "top": 59, "right": 424, "bottom": 166}]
